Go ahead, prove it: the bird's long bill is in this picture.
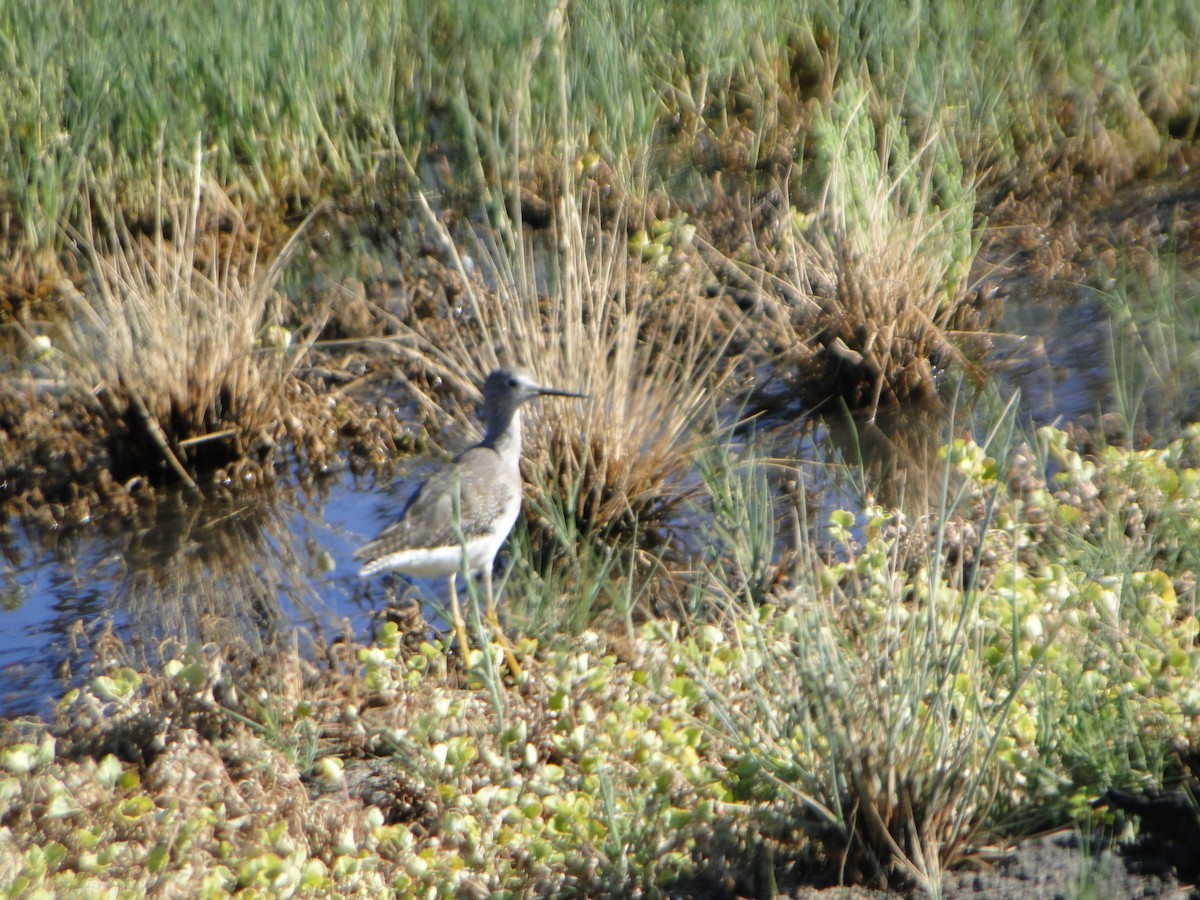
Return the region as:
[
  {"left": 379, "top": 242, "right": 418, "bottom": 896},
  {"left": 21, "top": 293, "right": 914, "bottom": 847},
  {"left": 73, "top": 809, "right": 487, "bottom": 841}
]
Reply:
[{"left": 536, "top": 385, "right": 587, "bottom": 399}]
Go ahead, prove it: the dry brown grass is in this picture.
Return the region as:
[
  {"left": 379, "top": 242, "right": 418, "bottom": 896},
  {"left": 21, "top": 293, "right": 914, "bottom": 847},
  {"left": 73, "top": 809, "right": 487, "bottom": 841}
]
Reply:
[
  {"left": 713, "top": 83, "right": 983, "bottom": 417},
  {"left": 49, "top": 150, "right": 319, "bottom": 490},
  {"left": 364, "top": 150, "right": 738, "bottom": 543}
]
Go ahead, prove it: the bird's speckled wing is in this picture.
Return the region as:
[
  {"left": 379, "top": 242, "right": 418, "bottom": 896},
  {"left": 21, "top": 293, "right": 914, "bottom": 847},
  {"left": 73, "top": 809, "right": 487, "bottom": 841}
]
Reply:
[{"left": 354, "top": 447, "right": 515, "bottom": 560}]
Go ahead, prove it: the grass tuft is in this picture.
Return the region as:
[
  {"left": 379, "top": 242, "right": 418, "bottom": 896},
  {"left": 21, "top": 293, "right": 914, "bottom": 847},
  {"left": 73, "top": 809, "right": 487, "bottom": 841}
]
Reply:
[
  {"left": 690, "top": 403, "right": 1025, "bottom": 893},
  {"left": 48, "top": 149, "right": 317, "bottom": 488},
  {"left": 371, "top": 141, "right": 734, "bottom": 547},
  {"left": 730, "top": 78, "right": 981, "bottom": 415}
]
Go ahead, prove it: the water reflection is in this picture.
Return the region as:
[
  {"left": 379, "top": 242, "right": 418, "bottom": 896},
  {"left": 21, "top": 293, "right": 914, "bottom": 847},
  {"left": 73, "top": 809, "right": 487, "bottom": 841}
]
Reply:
[
  {"left": 1, "top": 280, "right": 1191, "bottom": 719},
  {"left": 822, "top": 404, "right": 950, "bottom": 514},
  {"left": 987, "top": 284, "right": 1112, "bottom": 426},
  {"left": 0, "top": 473, "right": 379, "bottom": 719}
]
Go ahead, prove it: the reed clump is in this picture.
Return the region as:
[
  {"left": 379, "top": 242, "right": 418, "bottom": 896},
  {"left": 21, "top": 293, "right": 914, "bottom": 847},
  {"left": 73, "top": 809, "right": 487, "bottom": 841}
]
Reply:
[
  {"left": 709, "top": 82, "right": 980, "bottom": 417},
  {"left": 50, "top": 155, "right": 317, "bottom": 491},
  {"left": 364, "top": 144, "right": 733, "bottom": 550}
]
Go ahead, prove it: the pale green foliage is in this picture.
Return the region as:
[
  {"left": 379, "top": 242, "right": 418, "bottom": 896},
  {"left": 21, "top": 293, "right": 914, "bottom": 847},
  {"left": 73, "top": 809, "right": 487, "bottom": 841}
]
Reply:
[
  {"left": 357, "top": 624, "right": 731, "bottom": 894},
  {"left": 3, "top": 0, "right": 1197, "bottom": 255},
  {"left": 4, "top": 423, "right": 1200, "bottom": 893},
  {"left": 684, "top": 424, "right": 1200, "bottom": 889}
]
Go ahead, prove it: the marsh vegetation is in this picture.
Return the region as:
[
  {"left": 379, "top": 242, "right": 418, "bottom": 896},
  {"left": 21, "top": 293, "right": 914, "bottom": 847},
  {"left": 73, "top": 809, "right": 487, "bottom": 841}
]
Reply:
[{"left": 2, "top": 1, "right": 1200, "bottom": 896}]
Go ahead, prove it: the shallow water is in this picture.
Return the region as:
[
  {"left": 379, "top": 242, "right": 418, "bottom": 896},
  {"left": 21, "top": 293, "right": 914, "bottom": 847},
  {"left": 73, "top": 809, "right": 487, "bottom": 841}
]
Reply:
[
  {"left": 1, "top": 472, "right": 379, "bottom": 718},
  {"left": 987, "top": 283, "right": 1114, "bottom": 426},
  {"left": 0, "top": 280, "right": 1174, "bottom": 719}
]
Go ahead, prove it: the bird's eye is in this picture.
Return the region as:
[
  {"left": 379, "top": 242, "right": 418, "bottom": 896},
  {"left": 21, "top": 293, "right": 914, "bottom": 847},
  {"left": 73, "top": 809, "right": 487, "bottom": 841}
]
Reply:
[{"left": 508, "top": 377, "right": 519, "bottom": 387}]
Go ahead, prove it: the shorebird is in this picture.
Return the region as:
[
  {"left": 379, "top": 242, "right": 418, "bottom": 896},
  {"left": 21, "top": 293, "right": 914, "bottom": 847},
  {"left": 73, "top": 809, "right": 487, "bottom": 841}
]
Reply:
[{"left": 355, "top": 367, "right": 585, "bottom": 658}]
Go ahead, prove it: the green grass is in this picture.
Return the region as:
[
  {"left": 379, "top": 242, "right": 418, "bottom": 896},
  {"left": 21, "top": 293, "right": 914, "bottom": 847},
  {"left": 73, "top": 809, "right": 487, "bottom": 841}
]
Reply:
[
  {"left": 728, "top": 75, "right": 980, "bottom": 411},
  {"left": 2, "top": 0, "right": 1196, "bottom": 263},
  {"left": 685, "top": 399, "right": 1019, "bottom": 892},
  {"left": 1101, "top": 248, "right": 1200, "bottom": 437}
]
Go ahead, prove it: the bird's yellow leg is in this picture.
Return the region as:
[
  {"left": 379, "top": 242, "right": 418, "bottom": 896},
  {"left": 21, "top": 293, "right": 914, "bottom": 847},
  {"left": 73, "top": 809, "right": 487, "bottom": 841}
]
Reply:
[{"left": 484, "top": 568, "right": 521, "bottom": 676}]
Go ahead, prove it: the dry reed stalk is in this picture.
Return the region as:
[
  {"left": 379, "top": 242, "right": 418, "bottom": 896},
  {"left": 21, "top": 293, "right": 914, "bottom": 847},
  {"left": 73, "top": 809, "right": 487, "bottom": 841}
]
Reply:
[
  {"left": 717, "top": 87, "right": 980, "bottom": 417},
  {"left": 54, "top": 147, "right": 316, "bottom": 486},
  {"left": 371, "top": 149, "right": 737, "bottom": 539}
]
